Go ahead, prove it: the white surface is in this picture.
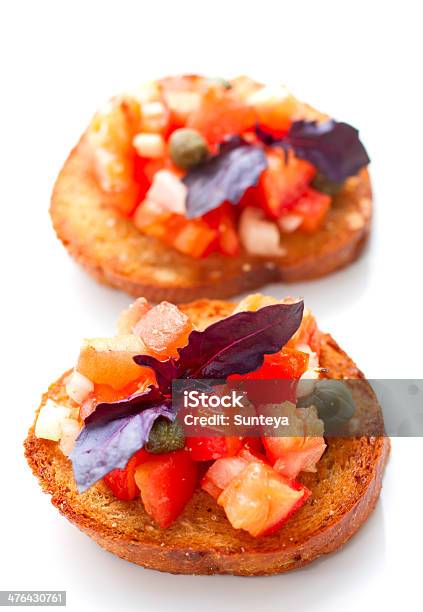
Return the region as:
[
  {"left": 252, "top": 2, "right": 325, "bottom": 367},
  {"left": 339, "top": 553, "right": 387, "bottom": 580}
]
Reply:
[{"left": 1, "top": 1, "right": 422, "bottom": 610}]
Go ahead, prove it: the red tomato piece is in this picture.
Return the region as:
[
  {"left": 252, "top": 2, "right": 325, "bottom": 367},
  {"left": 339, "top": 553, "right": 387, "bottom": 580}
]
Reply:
[
  {"left": 204, "top": 203, "right": 241, "bottom": 256},
  {"left": 134, "top": 301, "right": 193, "bottom": 358},
  {"left": 186, "top": 436, "right": 244, "bottom": 462},
  {"left": 289, "top": 187, "right": 331, "bottom": 233},
  {"left": 237, "top": 442, "right": 268, "bottom": 464},
  {"left": 201, "top": 456, "right": 247, "bottom": 500},
  {"left": 263, "top": 436, "right": 326, "bottom": 479},
  {"left": 133, "top": 200, "right": 218, "bottom": 259},
  {"left": 103, "top": 449, "right": 150, "bottom": 501},
  {"left": 187, "top": 87, "right": 256, "bottom": 145},
  {"left": 258, "top": 150, "right": 316, "bottom": 219},
  {"left": 250, "top": 86, "right": 300, "bottom": 135},
  {"left": 201, "top": 442, "right": 268, "bottom": 500},
  {"left": 138, "top": 157, "right": 165, "bottom": 183},
  {"left": 230, "top": 348, "right": 309, "bottom": 381},
  {"left": 217, "top": 461, "right": 310, "bottom": 537},
  {"left": 159, "top": 75, "right": 206, "bottom": 128},
  {"left": 171, "top": 218, "right": 217, "bottom": 258},
  {"left": 134, "top": 450, "right": 198, "bottom": 528},
  {"left": 229, "top": 347, "right": 309, "bottom": 405}
]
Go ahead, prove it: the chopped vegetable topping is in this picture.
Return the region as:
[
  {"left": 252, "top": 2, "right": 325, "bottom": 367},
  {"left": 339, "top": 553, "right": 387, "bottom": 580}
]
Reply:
[
  {"left": 187, "top": 86, "right": 256, "bottom": 145},
  {"left": 183, "top": 141, "right": 268, "bottom": 219},
  {"left": 133, "top": 301, "right": 193, "bottom": 358},
  {"left": 88, "top": 75, "right": 369, "bottom": 258},
  {"left": 76, "top": 335, "right": 147, "bottom": 390},
  {"left": 146, "top": 417, "right": 185, "bottom": 454},
  {"left": 88, "top": 76, "right": 370, "bottom": 259},
  {"left": 218, "top": 462, "right": 310, "bottom": 537},
  {"left": 134, "top": 450, "right": 198, "bottom": 528},
  {"left": 248, "top": 84, "right": 300, "bottom": 134},
  {"left": 37, "top": 294, "right": 326, "bottom": 535},
  {"left": 169, "top": 128, "right": 208, "bottom": 169}
]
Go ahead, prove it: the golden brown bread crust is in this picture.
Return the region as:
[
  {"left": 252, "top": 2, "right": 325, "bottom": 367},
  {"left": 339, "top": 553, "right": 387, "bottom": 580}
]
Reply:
[
  {"left": 24, "top": 300, "right": 389, "bottom": 576},
  {"left": 50, "top": 137, "right": 372, "bottom": 302}
]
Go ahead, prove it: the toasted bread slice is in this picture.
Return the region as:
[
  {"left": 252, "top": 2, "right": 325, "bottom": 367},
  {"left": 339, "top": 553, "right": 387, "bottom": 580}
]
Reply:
[
  {"left": 24, "top": 299, "right": 388, "bottom": 576},
  {"left": 50, "top": 137, "right": 372, "bottom": 303}
]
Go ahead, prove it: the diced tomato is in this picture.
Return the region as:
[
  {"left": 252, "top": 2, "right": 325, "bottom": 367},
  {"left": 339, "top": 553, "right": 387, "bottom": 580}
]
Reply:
[
  {"left": 230, "top": 348, "right": 309, "bottom": 382},
  {"left": 201, "top": 442, "right": 268, "bottom": 500},
  {"left": 258, "top": 150, "right": 316, "bottom": 219},
  {"left": 172, "top": 218, "right": 217, "bottom": 258},
  {"left": 76, "top": 335, "right": 152, "bottom": 391},
  {"left": 204, "top": 203, "right": 241, "bottom": 256},
  {"left": 237, "top": 441, "right": 268, "bottom": 464},
  {"left": 116, "top": 297, "right": 152, "bottom": 335},
  {"left": 201, "top": 456, "right": 247, "bottom": 500},
  {"left": 238, "top": 184, "right": 260, "bottom": 209},
  {"left": 289, "top": 187, "right": 331, "bottom": 233},
  {"left": 187, "top": 87, "right": 256, "bottom": 146},
  {"left": 229, "top": 347, "right": 309, "bottom": 405},
  {"left": 186, "top": 436, "right": 243, "bottom": 462},
  {"left": 242, "top": 436, "right": 266, "bottom": 453},
  {"left": 103, "top": 449, "right": 150, "bottom": 501},
  {"left": 160, "top": 75, "right": 205, "bottom": 128},
  {"left": 133, "top": 200, "right": 218, "bottom": 258},
  {"left": 141, "top": 158, "right": 166, "bottom": 182},
  {"left": 133, "top": 301, "right": 192, "bottom": 358},
  {"left": 264, "top": 436, "right": 327, "bottom": 479},
  {"left": 134, "top": 450, "right": 198, "bottom": 528},
  {"left": 217, "top": 461, "right": 310, "bottom": 537},
  {"left": 248, "top": 85, "right": 301, "bottom": 135}
]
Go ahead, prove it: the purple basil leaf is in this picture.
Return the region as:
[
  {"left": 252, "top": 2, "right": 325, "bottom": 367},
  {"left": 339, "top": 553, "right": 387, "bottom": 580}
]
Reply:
[
  {"left": 85, "top": 385, "right": 166, "bottom": 426},
  {"left": 177, "top": 301, "right": 304, "bottom": 379},
  {"left": 133, "top": 355, "right": 179, "bottom": 394},
  {"left": 286, "top": 120, "right": 370, "bottom": 183},
  {"left": 255, "top": 119, "right": 370, "bottom": 183},
  {"left": 71, "top": 404, "right": 174, "bottom": 492},
  {"left": 183, "top": 143, "right": 267, "bottom": 218}
]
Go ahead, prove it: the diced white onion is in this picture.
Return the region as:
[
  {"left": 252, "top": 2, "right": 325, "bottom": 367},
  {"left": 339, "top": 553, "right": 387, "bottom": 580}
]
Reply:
[
  {"left": 239, "top": 207, "right": 286, "bottom": 257},
  {"left": 66, "top": 370, "right": 94, "bottom": 405}
]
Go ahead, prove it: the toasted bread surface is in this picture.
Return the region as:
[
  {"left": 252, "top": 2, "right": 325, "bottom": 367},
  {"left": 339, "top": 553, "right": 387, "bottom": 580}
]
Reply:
[
  {"left": 24, "top": 300, "right": 389, "bottom": 575},
  {"left": 50, "top": 137, "right": 372, "bottom": 303}
]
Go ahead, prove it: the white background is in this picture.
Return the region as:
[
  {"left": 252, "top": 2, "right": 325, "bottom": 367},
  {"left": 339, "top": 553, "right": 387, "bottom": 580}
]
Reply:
[{"left": 1, "top": 1, "right": 422, "bottom": 610}]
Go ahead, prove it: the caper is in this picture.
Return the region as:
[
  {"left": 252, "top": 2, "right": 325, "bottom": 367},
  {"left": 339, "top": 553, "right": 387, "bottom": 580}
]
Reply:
[
  {"left": 146, "top": 417, "right": 185, "bottom": 454},
  {"left": 311, "top": 172, "right": 344, "bottom": 196},
  {"left": 207, "top": 77, "right": 232, "bottom": 90},
  {"left": 169, "top": 128, "right": 208, "bottom": 169},
  {"left": 298, "top": 380, "right": 355, "bottom": 434}
]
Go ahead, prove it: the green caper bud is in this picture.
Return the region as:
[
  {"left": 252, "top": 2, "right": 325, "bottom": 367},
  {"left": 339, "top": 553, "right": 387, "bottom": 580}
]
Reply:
[
  {"left": 311, "top": 172, "right": 344, "bottom": 196},
  {"left": 146, "top": 417, "right": 185, "bottom": 454},
  {"left": 169, "top": 128, "right": 208, "bottom": 169},
  {"left": 298, "top": 380, "right": 355, "bottom": 432},
  {"left": 207, "top": 77, "right": 232, "bottom": 90}
]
